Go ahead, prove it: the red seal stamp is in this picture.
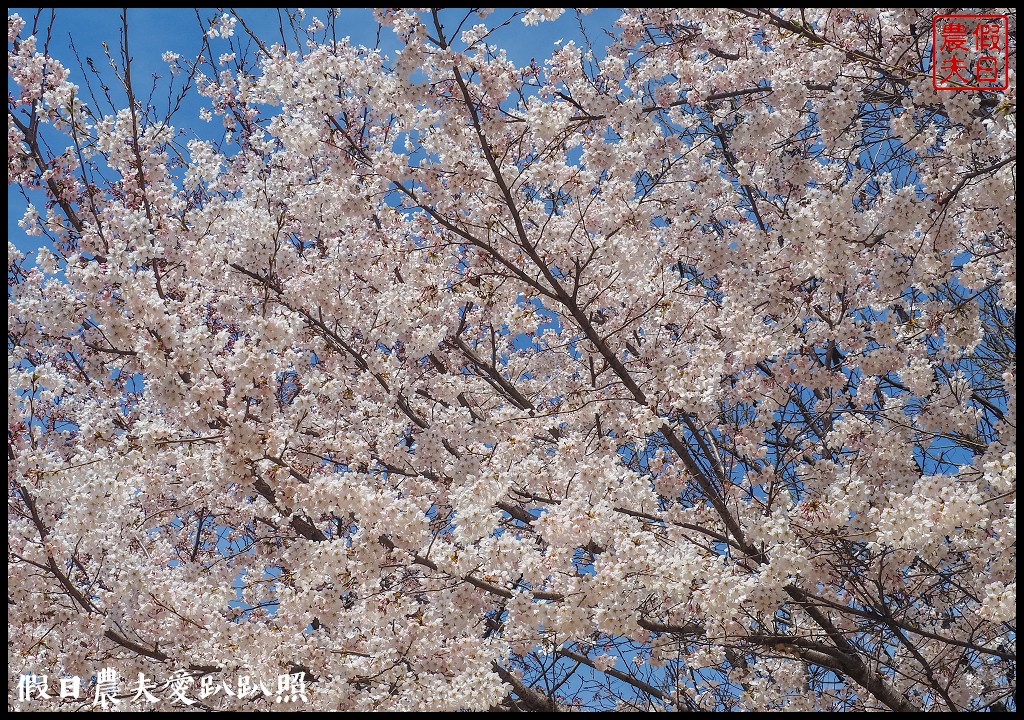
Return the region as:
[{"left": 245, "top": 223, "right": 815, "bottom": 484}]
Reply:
[{"left": 932, "top": 14, "right": 1009, "bottom": 91}]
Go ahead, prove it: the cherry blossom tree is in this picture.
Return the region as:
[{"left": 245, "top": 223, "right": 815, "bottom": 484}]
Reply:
[{"left": 8, "top": 7, "right": 1016, "bottom": 712}]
